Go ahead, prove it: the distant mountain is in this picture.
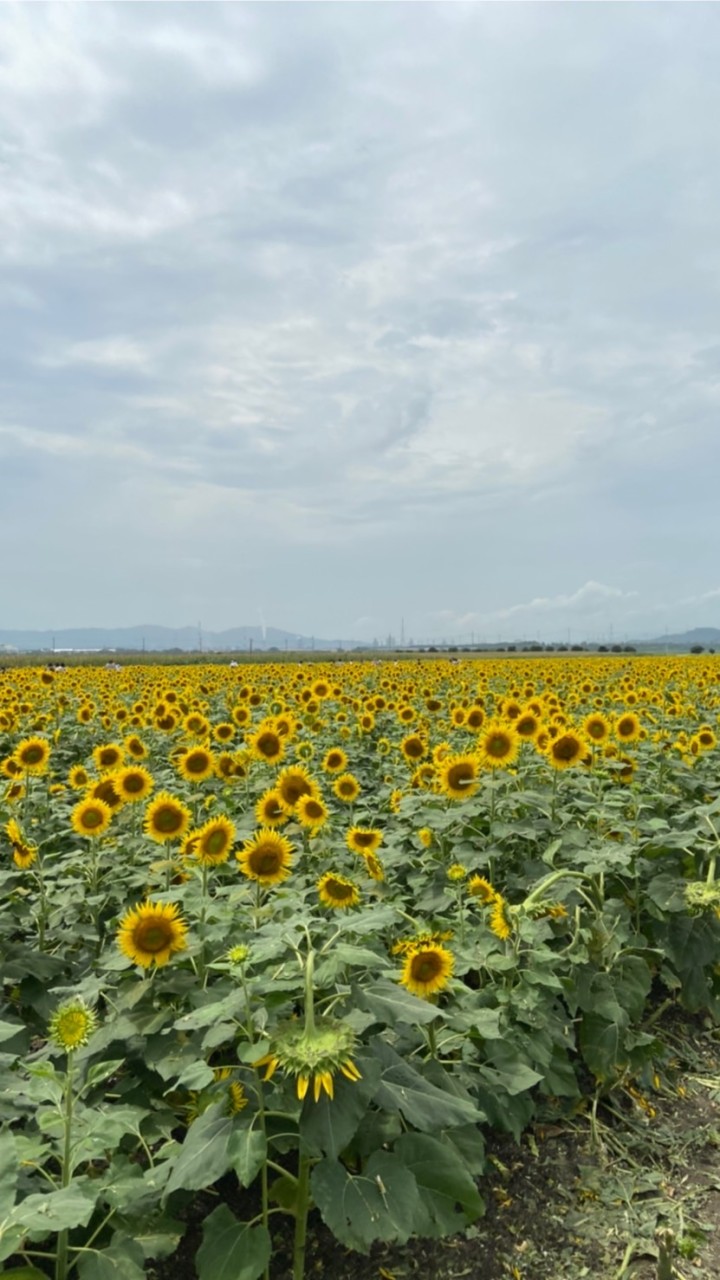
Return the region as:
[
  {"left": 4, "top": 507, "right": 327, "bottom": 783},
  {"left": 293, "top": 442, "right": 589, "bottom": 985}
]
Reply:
[
  {"left": 646, "top": 627, "right": 720, "bottom": 649},
  {"left": 0, "top": 625, "right": 346, "bottom": 653}
]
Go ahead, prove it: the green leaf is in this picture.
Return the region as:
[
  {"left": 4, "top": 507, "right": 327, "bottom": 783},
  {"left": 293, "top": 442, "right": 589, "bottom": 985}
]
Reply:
[
  {"left": 77, "top": 1240, "right": 145, "bottom": 1280},
  {"left": 311, "top": 1152, "right": 420, "bottom": 1252},
  {"left": 228, "top": 1128, "right": 266, "bottom": 1188},
  {"left": 0, "top": 1132, "right": 18, "bottom": 1221},
  {"left": 300, "top": 1056, "right": 381, "bottom": 1159},
  {"left": 196, "top": 1206, "right": 270, "bottom": 1280},
  {"left": 394, "top": 1133, "right": 484, "bottom": 1235},
  {"left": 355, "top": 981, "right": 443, "bottom": 1027},
  {"left": 8, "top": 1183, "right": 97, "bottom": 1233},
  {"left": 1, "top": 1269, "right": 47, "bottom": 1279},
  {"left": 163, "top": 1105, "right": 236, "bottom": 1198},
  {"left": 579, "top": 1011, "right": 630, "bottom": 1083},
  {"left": 370, "top": 1039, "right": 482, "bottom": 1131},
  {"left": 82, "top": 1059, "right": 125, "bottom": 1092}
]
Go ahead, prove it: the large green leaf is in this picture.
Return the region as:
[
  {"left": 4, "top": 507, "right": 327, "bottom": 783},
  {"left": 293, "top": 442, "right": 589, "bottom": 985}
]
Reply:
[
  {"left": 0, "top": 1132, "right": 17, "bottom": 1221},
  {"left": 196, "top": 1206, "right": 270, "bottom": 1280},
  {"left": 370, "top": 1038, "right": 482, "bottom": 1131},
  {"left": 300, "top": 1056, "right": 381, "bottom": 1159},
  {"left": 163, "top": 1105, "right": 235, "bottom": 1197},
  {"left": 356, "top": 981, "right": 443, "bottom": 1027},
  {"left": 311, "top": 1152, "right": 420, "bottom": 1252},
  {"left": 579, "top": 1011, "right": 630, "bottom": 1083},
  {"left": 8, "top": 1183, "right": 97, "bottom": 1233},
  {"left": 229, "top": 1128, "right": 266, "bottom": 1188},
  {"left": 394, "top": 1133, "right": 484, "bottom": 1235},
  {"left": 77, "top": 1239, "right": 145, "bottom": 1280}
]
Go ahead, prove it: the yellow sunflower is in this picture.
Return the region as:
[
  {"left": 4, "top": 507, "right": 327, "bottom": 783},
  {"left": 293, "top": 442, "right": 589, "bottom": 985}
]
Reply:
[
  {"left": 276, "top": 765, "right": 318, "bottom": 811},
  {"left": 236, "top": 829, "right": 294, "bottom": 886},
  {"left": 438, "top": 753, "right": 480, "bottom": 801},
  {"left": 583, "top": 713, "right": 610, "bottom": 745},
  {"left": 317, "top": 872, "right": 361, "bottom": 909},
  {"left": 401, "top": 734, "right": 427, "bottom": 763},
  {"left": 614, "top": 712, "right": 641, "bottom": 743},
  {"left": 144, "top": 792, "right": 192, "bottom": 844},
  {"left": 68, "top": 765, "right": 90, "bottom": 790},
  {"left": 346, "top": 826, "right": 383, "bottom": 855},
  {"left": 192, "top": 815, "right": 236, "bottom": 866},
  {"left": 478, "top": 722, "right": 519, "bottom": 770},
  {"left": 333, "top": 772, "right": 361, "bottom": 803},
  {"left": 15, "top": 736, "right": 51, "bottom": 775},
  {"left": 322, "top": 747, "right": 348, "bottom": 773},
  {"left": 92, "top": 742, "right": 124, "bottom": 772},
  {"left": 363, "top": 852, "right": 385, "bottom": 882},
  {"left": 399, "top": 944, "right": 454, "bottom": 999},
  {"left": 117, "top": 899, "right": 188, "bottom": 967},
  {"left": 124, "top": 735, "right": 148, "bottom": 759},
  {"left": 254, "top": 788, "right": 288, "bottom": 827},
  {"left": 177, "top": 746, "right": 215, "bottom": 783},
  {"left": 114, "top": 765, "right": 154, "bottom": 803},
  {"left": 547, "top": 731, "right": 586, "bottom": 770},
  {"left": 247, "top": 724, "right": 285, "bottom": 766},
  {"left": 467, "top": 874, "right": 497, "bottom": 904},
  {"left": 71, "top": 797, "right": 113, "bottom": 839},
  {"left": 295, "top": 794, "right": 329, "bottom": 831}
]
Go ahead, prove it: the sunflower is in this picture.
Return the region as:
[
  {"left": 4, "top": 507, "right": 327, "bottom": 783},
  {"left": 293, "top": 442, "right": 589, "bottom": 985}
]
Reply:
[
  {"left": 177, "top": 747, "right": 215, "bottom": 783},
  {"left": 438, "top": 753, "right": 480, "bottom": 801},
  {"left": 237, "top": 829, "right": 294, "bottom": 886},
  {"left": 317, "top": 872, "right": 361, "bottom": 909},
  {"left": 114, "top": 765, "right": 154, "bottom": 803},
  {"left": 15, "top": 736, "right": 51, "bottom": 775},
  {"left": 213, "top": 722, "right": 236, "bottom": 744},
  {"left": 248, "top": 724, "right": 285, "bottom": 766},
  {"left": 478, "top": 722, "right": 519, "bottom": 770},
  {"left": 71, "top": 797, "right": 112, "bottom": 838},
  {"left": 363, "top": 852, "right": 385, "bottom": 882},
  {"left": 322, "top": 747, "right": 348, "bottom": 773},
  {"left": 547, "top": 731, "right": 586, "bottom": 770},
  {"left": 333, "top": 772, "right": 361, "bottom": 803},
  {"left": 418, "top": 827, "right": 433, "bottom": 848},
  {"left": 117, "top": 899, "right": 188, "bottom": 967},
  {"left": 614, "top": 712, "right": 641, "bottom": 743},
  {"left": 92, "top": 743, "right": 124, "bottom": 772},
  {"left": 399, "top": 944, "right": 454, "bottom": 1000},
  {"left": 515, "top": 711, "right": 541, "bottom": 741},
  {"left": 467, "top": 874, "right": 497, "bottom": 903},
  {"left": 183, "top": 713, "right": 210, "bottom": 739},
  {"left": 88, "top": 777, "right": 124, "bottom": 811},
  {"left": 296, "top": 794, "right": 329, "bottom": 831},
  {"left": 254, "top": 1018, "right": 361, "bottom": 1103},
  {"left": 124, "top": 734, "right": 148, "bottom": 759},
  {"left": 346, "top": 826, "right": 383, "bottom": 855},
  {"left": 276, "top": 765, "right": 318, "bottom": 811},
  {"left": 49, "top": 999, "right": 97, "bottom": 1051},
  {"left": 68, "top": 765, "right": 90, "bottom": 790},
  {"left": 254, "top": 788, "right": 288, "bottom": 827},
  {"left": 583, "top": 714, "right": 610, "bottom": 744},
  {"left": 489, "top": 895, "right": 513, "bottom": 941},
  {"left": 144, "top": 792, "right": 192, "bottom": 844},
  {"left": 193, "top": 815, "right": 235, "bottom": 866},
  {"left": 401, "top": 734, "right": 427, "bottom": 763},
  {"left": 4, "top": 818, "right": 37, "bottom": 869}
]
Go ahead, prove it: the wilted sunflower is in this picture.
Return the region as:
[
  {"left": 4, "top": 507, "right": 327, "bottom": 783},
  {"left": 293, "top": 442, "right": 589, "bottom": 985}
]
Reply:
[
  {"left": 15, "top": 736, "right": 51, "bottom": 775},
  {"left": 193, "top": 815, "right": 235, "bottom": 866},
  {"left": 237, "top": 829, "right": 294, "bottom": 886},
  {"left": 177, "top": 747, "right": 215, "bottom": 783},
  {"left": 438, "top": 753, "right": 480, "bottom": 801},
  {"left": 399, "top": 944, "right": 454, "bottom": 1000},
  {"left": 317, "top": 872, "right": 361, "bottom": 909},
  {"left": 333, "top": 772, "right": 361, "bottom": 803},
  {"left": 255, "top": 1017, "right": 361, "bottom": 1103},
  {"left": 71, "top": 797, "right": 113, "bottom": 839},
  {"left": 346, "top": 826, "right": 383, "bottom": 855},
  {"left": 144, "top": 792, "right": 192, "bottom": 844},
  {"left": 117, "top": 899, "right": 188, "bottom": 967},
  {"left": 478, "top": 723, "right": 519, "bottom": 770},
  {"left": 296, "top": 794, "right": 329, "bottom": 831},
  {"left": 92, "top": 742, "right": 124, "bottom": 772},
  {"left": 115, "top": 765, "right": 154, "bottom": 803}
]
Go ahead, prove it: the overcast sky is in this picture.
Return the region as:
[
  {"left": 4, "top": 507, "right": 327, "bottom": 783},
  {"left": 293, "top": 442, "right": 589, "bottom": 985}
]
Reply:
[{"left": 2, "top": 2, "right": 720, "bottom": 643}]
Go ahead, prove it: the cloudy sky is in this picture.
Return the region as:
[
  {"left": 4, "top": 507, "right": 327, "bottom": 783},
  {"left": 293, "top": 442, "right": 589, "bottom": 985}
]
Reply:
[{"left": 2, "top": 2, "right": 720, "bottom": 644}]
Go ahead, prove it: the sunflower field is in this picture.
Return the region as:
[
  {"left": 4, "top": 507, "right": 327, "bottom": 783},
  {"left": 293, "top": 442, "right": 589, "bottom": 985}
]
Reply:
[{"left": 1, "top": 655, "right": 720, "bottom": 1279}]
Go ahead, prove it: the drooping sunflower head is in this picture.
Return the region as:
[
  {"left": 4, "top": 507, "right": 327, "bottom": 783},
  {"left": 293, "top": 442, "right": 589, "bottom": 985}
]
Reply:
[
  {"left": 144, "top": 792, "right": 192, "bottom": 844},
  {"left": 117, "top": 899, "right": 189, "bottom": 968},
  {"left": 363, "top": 852, "right": 385, "bottom": 882},
  {"left": 317, "top": 871, "right": 361, "bottom": 910},
  {"left": 71, "top": 797, "right": 113, "bottom": 839},
  {"left": 399, "top": 944, "right": 454, "bottom": 1000},
  {"left": 467, "top": 874, "right": 497, "bottom": 904},
  {"left": 255, "top": 1017, "right": 360, "bottom": 1103},
  {"left": 236, "top": 829, "right": 294, "bottom": 886},
  {"left": 49, "top": 999, "right": 97, "bottom": 1051}
]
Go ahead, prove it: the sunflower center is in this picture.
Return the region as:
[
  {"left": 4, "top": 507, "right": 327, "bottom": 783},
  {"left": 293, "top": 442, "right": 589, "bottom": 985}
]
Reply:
[
  {"left": 81, "top": 808, "right": 104, "bottom": 830},
  {"left": 204, "top": 829, "right": 229, "bottom": 856},
  {"left": 154, "top": 805, "right": 184, "bottom": 833},
  {"left": 447, "top": 763, "right": 474, "bottom": 788},
  {"left": 136, "top": 922, "right": 172, "bottom": 953},
  {"left": 327, "top": 879, "right": 352, "bottom": 901},
  {"left": 410, "top": 951, "right": 442, "bottom": 982},
  {"left": 124, "top": 774, "right": 145, "bottom": 793},
  {"left": 21, "top": 746, "right": 44, "bottom": 765},
  {"left": 186, "top": 753, "right": 209, "bottom": 774},
  {"left": 554, "top": 737, "right": 580, "bottom": 761},
  {"left": 251, "top": 849, "right": 281, "bottom": 875},
  {"left": 257, "top": 733, "right": 281, "bottom": 757},
  {"left": 487, "top": 735, "right": 510, "bottom": 758}
]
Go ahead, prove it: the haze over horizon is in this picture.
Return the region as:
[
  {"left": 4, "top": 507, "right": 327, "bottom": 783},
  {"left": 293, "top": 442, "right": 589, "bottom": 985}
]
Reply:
[{"left": 2, "top": 4, "right": 720, "bottom": 643}]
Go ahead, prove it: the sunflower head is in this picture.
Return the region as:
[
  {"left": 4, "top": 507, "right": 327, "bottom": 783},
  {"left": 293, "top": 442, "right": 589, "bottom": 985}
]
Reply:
[
  {"left": 399, "top": 944, "right": 454, "bottom": 1000},
  {"left": 438, "top": 754, "right": 479, "bottom": 800},
  {"left": 317, "top": 871, "right": 361, "bottom": 910},
  {"left": 346, "top": 826, "right": 382, "bottom": 855},
  {"left": 115, "top": 765, "right": 154, "bottom": 803},
  {"left": 144, "top": 792, "right": 192, "bottom": 844},
  {"left": 15, "top": 736, "right": 51, "bottom": 775},
  {"left": 255, "top": 1017, "right": 360, "bottom": 1103},
  {"left": 117, "top": 899, "right": 188, "bottom": 968},
  {"left": 71, "top": 797, "right": 113, "bottom": 839},
  {"left": 49, "top": 999, "right": 97, "bottom": 1051},
  {"left": 193, "top": 815, "right": 235, "bottom": 866},
  {"left": 333, "top": 773, "right": 361, "bottom": 803},
  {"left": 276, "top": 765, "right": 317, "bottom": 811},
  {"left": 236, "top": 829, "right": 294, "bottom": 886}
]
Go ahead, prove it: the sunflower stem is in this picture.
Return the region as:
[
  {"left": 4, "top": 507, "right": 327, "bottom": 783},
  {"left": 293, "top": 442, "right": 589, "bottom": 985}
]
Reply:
[
  {"left": 55, "top": 1052, "right": 75, "bottom": 1280},
  {"left": 303, "top": 942, "right": 316, "bottom": 1039}
]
